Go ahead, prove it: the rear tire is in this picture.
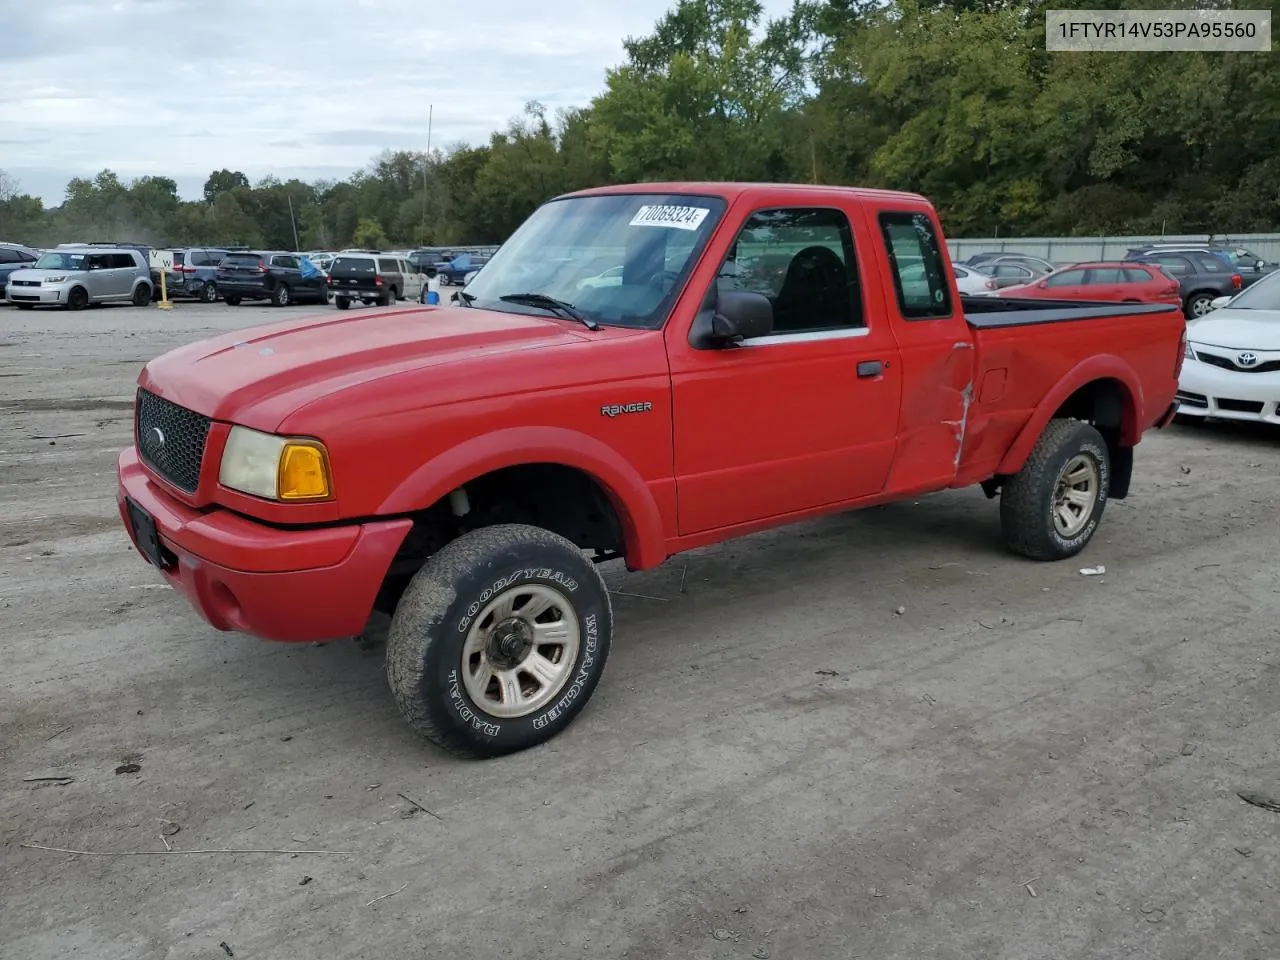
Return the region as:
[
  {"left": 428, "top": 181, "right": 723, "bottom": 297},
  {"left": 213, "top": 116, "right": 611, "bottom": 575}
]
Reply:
[
  {"left": 382, "top": 287, "right": 397, "bottom": 306},
  {"left": 385, "top": 524, "right": 613, "bottom": 759},
  {"left": 334, "top": 296, "right": 350, "bottom": 310},
  {"left": 272, "top": 284, "right": 291, "bottom": 307},
  {"left": 1000, "top": 418, "right": 1110, "bottom": 561},
  {"left": 225, "top": 296, "right": 242, "bottom": 306},
  {"left": 201, "top": 282, "right": 218, "bottom": 303},
  {"left": 1185, "top": 292, "right": 1215, "bottom": 319}
]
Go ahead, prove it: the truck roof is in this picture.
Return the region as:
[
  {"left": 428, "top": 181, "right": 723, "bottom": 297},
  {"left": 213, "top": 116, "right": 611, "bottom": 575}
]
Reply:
[{"left": 558, "top": 181, "right": 930, "bottom": 206}]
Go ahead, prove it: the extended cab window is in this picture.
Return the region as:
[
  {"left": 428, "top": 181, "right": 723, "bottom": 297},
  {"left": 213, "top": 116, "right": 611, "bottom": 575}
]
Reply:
[
  {"left": 879, "top": 211, "right": 951, "bottom": 319},
  {"left": 718, "top": 207, "right": 863, "bottom": 334},
  {"left": 378, "top": 258, "right": 399, "bottom": 273}
]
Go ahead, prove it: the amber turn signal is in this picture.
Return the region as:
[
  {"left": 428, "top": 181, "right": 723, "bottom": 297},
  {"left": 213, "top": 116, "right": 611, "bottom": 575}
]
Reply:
[{"left": 277, "top": 442, "right": 332, "bottom": 500}]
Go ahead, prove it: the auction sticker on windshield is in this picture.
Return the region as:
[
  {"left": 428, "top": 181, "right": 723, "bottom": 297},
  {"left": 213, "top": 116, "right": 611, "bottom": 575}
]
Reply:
[{"left": 629, "top": 205, "right": 710, "bottom": 231}]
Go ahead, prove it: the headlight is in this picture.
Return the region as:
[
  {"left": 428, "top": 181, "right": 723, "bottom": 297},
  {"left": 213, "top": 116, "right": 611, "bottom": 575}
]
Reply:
[
  {"left": 218, "top": 425, "right": 332, "bottom": 501},
  {"left": 1184, "top": 340, "right": 1196, "bottom": 359},
  {"left": 43, "top": 276, "right": 66, "bottom": 283}
]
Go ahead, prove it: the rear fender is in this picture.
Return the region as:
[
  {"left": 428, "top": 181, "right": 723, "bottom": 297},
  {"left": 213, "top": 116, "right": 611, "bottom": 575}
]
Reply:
[
  {"left": 996, "top": 354, "right": 1144, "bottom": 476},
  {"left": 377, "top": 426, "right": 666, "bottom": 569}
]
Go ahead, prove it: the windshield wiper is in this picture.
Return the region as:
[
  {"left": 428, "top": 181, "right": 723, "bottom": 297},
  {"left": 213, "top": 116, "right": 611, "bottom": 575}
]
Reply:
[
  {"left": 498, "top": 292, "right": 599, "bottom": 331},
  {"left": 455, "top": 290, "right": 475, "bottom": 306}
]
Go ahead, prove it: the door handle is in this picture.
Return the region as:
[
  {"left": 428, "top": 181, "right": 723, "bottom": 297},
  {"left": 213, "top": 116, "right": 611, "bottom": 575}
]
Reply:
[{"left": 857, "top": 360, "right": 882, "bottom": 378}]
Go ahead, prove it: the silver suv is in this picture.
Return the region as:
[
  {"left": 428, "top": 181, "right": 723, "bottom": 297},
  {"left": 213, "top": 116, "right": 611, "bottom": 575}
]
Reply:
[{"left": 5, "top": 247, "right": 154, "bottom": 310}]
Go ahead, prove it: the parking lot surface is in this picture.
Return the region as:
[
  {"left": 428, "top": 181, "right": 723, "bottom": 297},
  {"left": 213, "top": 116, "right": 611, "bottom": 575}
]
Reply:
[{"left": 2, "top": 299, "right": 1279, "bottom": 960}]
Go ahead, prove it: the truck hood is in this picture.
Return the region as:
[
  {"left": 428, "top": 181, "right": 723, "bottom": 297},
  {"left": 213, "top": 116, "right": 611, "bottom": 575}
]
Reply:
[
  {"left": 1186, "top": 310, "right": 1280, "bottom": 351},
  {"left": 140, "top": 304, "right": 590, "bottom": 430}
]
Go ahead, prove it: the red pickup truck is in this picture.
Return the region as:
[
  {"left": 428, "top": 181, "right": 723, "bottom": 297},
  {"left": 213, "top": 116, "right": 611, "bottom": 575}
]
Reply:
[{"left": 117, "top": 182, "right": 1185, "bottom": 758}]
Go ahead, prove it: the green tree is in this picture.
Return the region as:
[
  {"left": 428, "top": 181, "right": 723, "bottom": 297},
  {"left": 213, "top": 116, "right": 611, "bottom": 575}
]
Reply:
[{"left": 352, "top": 216, "right": 390, "bottom": 249}]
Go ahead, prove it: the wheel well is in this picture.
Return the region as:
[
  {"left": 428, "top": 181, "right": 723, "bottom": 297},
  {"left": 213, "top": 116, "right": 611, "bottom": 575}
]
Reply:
[
  {"left": 1050, "top": 378, "right": 1134, "bottom": 499},
  {"left": 373, "top": 463, "right": 626, "bottom": 615}
]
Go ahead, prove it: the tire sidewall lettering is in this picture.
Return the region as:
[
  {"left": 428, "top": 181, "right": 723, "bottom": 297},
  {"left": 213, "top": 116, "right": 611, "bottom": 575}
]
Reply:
[
  {"left": 456, "top": 568, "right": 579, "bottom": 634},
  {"left": 1051, "top": 439, "right": 1109, "bottom": 551},
  {"left": 532, "top": 612, "right": 598, "bottom": 731},
  {"left": 446, "top": 668, "right": 501, "bottom": 737}
]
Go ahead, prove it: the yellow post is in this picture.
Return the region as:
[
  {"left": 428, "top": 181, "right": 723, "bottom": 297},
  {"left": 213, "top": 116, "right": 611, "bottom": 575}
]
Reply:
[{"left": 156, "top": 253, "right": 172, "bottom": 310}]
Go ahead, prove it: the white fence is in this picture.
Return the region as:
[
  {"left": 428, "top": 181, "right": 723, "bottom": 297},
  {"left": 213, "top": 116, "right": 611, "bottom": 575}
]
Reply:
[{"left": 945, "top": 233, "right": 1280, "bottom": 266}]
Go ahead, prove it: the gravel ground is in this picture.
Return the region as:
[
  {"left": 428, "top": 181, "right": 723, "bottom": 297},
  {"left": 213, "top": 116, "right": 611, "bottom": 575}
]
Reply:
[{"left": 2, "top": 299, "right": 1279, "bottom": 960}]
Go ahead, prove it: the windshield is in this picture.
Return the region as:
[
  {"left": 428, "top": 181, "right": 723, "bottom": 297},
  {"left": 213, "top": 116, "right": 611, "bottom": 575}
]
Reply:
[
  {"left": 1218, "top": 269, "right": 1280, "bottom": 311},
  {"left": 35, "top": 252, "right": 87, "bottom": 270},
  {"left": 462, "top": 192, "right": 727, "bottom": 329}
]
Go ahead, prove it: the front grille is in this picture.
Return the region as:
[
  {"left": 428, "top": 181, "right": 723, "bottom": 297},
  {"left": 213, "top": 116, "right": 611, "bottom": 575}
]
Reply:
[
  {"left": 135, "top": 388, "right": 211, "bottom": 493},
  {"left": 1217, "top": 398, "right": 1265, "bottom": 414},
  {"left": 12, "top": 279, "right": 39, "bottom": 287},
  {"left": 1194, "top": 351, "right": 1280, "bottom": 374}
]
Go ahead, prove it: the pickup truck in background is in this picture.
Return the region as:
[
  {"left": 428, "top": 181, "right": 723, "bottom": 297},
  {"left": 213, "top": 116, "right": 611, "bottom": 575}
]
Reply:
[
  {"left": 1132, "top": 249, "right": 1264, "bottom": 319},
  {"left": 117, "top": 182, "right": 1185, "bottom": 759}
]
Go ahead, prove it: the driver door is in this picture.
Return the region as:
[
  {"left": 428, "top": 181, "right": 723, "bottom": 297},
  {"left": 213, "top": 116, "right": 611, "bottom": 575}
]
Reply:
[{"left": 666, "top": 204, "right": 903, "bottom": 536}]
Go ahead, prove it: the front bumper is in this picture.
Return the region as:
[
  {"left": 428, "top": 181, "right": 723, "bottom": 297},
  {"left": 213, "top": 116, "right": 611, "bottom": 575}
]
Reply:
[
  {"left": 6, "top": 284, "right": 66, "bottom": 305},
  {"left": 117, "top": 447, "right": 412, "bottom": 642},
  {"left": 1177, "top": 355, "right": 1280, "bottom": 424}
]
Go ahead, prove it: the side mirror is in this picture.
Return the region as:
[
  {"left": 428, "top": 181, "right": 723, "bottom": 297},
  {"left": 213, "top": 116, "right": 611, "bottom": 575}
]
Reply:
[
  {"left": 691, "top": 289, "right": 773, "bottom": 348},
  {"left": 1036, "top": 280, "right": 1048, "bottom": 289}
]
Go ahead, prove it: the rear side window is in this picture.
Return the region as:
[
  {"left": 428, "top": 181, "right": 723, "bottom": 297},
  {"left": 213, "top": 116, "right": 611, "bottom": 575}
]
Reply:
[
  {"left": 1192, "top": 253, "right": 1228, "bottom": 272},
  {"left": 1086, "top": 268, "right": 1123, "bottom": 284},
  {"left": 1150, "top": 255, "right": 1191, "bottom": 275},
  {"left": 377, "top": 258, "right": 399, "bottom": 273},
  {"left": 1123, "top": 268, "right": 1153, "bottom": 283},
  {"left": 330, "top": 257, "right": 376, "bottom": 276},
  {"left": 878, "top": 211, "right": 952, "bottom": 319},
  {"left": 108, "top": 253, "right": 136, "bottom": 269},
  {"left": 273, "top": 255, "right": 299, "bottom": 269},
  {"left": 223, "top": 254, "right": 264, "bottom": 267}
]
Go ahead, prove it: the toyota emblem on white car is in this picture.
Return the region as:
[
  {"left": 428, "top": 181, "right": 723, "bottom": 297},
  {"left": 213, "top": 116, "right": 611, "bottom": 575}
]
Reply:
[{"left": 1237, "top": 352, "right": 1259, "bottom": 366}]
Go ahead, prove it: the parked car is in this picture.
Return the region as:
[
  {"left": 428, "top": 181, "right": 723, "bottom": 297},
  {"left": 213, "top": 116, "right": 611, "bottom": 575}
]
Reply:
[
  {"left": 165, "top": 247, "right": 229, "bottom": 302},
  {"left": 951, "top": 262, "right": 1000, "bottom": 295},
  {"left": 5, "top": 247, "right": 153, "bottom": 310},
  {"left": 438, "top": 253, "right": 489, "bottom": 285},
  {"left": 216, "top": 251, "right": 328, "bottom": 307},
  {"left": 1177, "top": 269, "right": 1280, "bottom": 424},
  {"left": 996, "top": 262, "right": 1182, "bottom": 306},
  {"left": 57, "top": 240, "right": 162, "bottom": 290},
  {"left": 118, "top": 180, "right": 1184, "bottom": 759},
  {"left": 1126, "top": 243, "right": 1274, "bottom": 276},
  {"left": 965, "top": 252, "right": 1057, "bottom": 275},
  {"left": 0, "top": 243, "right": 40, "bottom": 298},
  {"left": 975, "top": 261, "right": 1042, "bottom": 290},
  {"left": 326, "top": 253, "right": 418, "bottom": 308},
  {"left": 1131, "top": 250, "right": 1261, "bottom": 319}
]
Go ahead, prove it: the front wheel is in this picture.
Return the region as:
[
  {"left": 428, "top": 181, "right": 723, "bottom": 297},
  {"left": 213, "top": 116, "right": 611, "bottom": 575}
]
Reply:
[
  {"left": 132, "top": 284, "right": 152, "bottom": 307},
  {"left": 386, "top": 524, "right": 613, "bottom": 759},
  {"left": 999, "top": 418, "right": 1110, "bottom": 561},
  {"left": 224, "top": 296, "right": 242, "bottom": 306}
]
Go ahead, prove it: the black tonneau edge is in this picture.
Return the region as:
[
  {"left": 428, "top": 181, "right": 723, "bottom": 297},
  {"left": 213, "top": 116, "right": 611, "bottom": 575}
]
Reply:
[{"left": 962, "top": 295, "right": 1181, "bottom": 329}]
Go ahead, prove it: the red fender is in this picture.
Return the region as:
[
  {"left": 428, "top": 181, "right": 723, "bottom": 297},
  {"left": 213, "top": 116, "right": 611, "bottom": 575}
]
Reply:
[
  {"left": 996, "top": 354, "right": 1145, "bottom": 476},
  {"left": 377, "top": 426, "right": 667, "bottom": 569}
]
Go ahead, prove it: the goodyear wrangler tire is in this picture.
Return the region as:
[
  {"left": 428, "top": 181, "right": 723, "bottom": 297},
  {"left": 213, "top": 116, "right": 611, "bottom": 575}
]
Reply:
[
  {"left": 386, "top": 523, "right": 613, "bottom": 758},
  {"left": 1000, "top": 418, "right": 1110, "bottom": 561}
]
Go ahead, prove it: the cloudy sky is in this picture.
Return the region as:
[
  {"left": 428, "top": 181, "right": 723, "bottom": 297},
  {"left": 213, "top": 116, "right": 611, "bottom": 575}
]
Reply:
[{"left": 0, "top": 0, "right": 795, "bottom": 207}]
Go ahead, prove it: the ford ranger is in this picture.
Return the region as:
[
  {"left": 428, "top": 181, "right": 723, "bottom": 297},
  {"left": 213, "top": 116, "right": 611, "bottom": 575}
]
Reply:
[{"left": 117, "top": 182, "right": 1186, "bottom": 758}]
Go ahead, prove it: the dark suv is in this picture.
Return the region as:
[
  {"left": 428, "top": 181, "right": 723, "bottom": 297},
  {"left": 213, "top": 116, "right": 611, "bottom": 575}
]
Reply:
[
  {"left": 1126, "top": 243, "right": 1274, "bottom": 276},
  {"left": 1131, "top": 250, "right": 1260, "bottom": 318},
  {"left": 0, "top": 244, "right": 39, "bottom": 297},
  {"left": 216, "top": 251, "right": 328, "bottom": 307},
  {"left": 165, "top": 247, "right": 229, "bottom": 302}
]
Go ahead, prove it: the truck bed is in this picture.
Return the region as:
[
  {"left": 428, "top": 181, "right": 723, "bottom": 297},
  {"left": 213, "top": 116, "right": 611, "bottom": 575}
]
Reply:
[{"left": 961, "top": 295, "right": 1180, "bottom": 328}]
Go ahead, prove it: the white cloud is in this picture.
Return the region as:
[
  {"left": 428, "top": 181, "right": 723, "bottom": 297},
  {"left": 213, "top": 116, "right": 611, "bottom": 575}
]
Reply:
[{"left": 0, "top": 0, "right": 796, "bottom": 206}]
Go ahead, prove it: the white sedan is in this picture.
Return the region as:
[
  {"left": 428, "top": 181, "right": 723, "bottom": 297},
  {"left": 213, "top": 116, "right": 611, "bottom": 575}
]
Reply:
[
  {"left": 1177, "top": 270, "right": 1280, "bottom": 424},
  {"left": 952, "top": 262, "right": 998, "bottom": 295}
]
